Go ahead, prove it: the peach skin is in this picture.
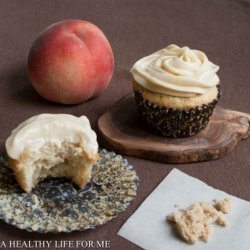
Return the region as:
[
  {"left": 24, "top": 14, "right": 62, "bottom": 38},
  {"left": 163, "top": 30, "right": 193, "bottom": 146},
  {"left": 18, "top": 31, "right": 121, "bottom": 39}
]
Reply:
[{"left": 28, "top": 19, "right": 114, "bottom": 104}]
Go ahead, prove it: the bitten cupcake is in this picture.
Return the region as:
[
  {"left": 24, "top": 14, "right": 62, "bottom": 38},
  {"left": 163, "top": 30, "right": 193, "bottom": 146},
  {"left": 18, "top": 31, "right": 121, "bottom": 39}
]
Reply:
[{"left": 131, "top": 44, "right": 221, "bottom": 137}]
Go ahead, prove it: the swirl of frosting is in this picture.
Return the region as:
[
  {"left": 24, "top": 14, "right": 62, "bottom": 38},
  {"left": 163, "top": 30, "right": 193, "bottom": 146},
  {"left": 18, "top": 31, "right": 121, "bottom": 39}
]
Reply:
[
  {"left": 131, "top": 44, "right": 220, "bottom": 97},
  {"left": 6, "top": 114, "right": 98, "bottom": 160}
]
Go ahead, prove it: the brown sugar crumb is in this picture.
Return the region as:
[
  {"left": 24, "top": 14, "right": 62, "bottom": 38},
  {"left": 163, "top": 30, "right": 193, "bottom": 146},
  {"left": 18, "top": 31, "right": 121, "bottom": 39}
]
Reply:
[{"left": 166, "top": 198, "right": 232, "bottom": 244}]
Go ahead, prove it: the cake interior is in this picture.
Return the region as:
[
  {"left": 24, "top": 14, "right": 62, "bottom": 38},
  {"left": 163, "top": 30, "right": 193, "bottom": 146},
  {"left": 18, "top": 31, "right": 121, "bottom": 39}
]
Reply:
[{"left": 15, "top": 141, "right": 94, "bottom": 193}]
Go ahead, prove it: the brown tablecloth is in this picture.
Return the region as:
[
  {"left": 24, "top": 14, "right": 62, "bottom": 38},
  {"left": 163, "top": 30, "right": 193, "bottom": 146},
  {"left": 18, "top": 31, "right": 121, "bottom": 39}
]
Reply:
[{"left": 0, "top": 0, "right": 249, "bottom": 249}]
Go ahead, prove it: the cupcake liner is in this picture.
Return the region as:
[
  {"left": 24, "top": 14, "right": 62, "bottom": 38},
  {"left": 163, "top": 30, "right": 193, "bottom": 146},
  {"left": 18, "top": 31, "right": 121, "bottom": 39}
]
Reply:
[
  {"left": 134, "top": 87, "right": 221, "bottom": 138},
  {"left": 0, "top": 149, "right": 139, "bottom": 233}
]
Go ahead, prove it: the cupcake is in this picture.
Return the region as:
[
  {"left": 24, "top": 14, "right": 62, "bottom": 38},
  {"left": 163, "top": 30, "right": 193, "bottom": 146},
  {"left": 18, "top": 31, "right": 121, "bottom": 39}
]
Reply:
[
  {"left": 5, "top": 114, "right": 99, "bottom": 192},
  {"left": 130, "top": 44, "right": 221, "bottom": 137}
]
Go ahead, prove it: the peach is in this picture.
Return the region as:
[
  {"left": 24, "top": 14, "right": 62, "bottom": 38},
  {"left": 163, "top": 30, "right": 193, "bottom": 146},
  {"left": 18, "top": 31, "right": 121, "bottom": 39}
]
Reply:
[{"left": 27, "top": 19, "right": 114, "bottom": 104}]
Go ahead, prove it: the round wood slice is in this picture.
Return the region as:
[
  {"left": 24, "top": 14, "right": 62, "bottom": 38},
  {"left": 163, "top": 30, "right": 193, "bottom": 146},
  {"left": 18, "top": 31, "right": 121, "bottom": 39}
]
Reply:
[{"left": 98, "top": 93, "right": 250, "bottom": 163}]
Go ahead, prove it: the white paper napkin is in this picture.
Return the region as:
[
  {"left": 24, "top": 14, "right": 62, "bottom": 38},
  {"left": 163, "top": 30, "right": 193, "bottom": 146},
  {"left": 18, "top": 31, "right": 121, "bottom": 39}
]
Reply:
[{"left": 118, "top": 168, "right": 250, "bottom": 250}]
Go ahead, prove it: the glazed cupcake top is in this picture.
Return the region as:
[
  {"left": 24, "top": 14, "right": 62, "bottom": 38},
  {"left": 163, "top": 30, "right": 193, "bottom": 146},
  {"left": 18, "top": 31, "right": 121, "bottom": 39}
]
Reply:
[
  {"left": 131, "top": 44, "right": 220, "bottom": 97},
  {"left": 6, "top": 114, "right": 98, "bottom": 160}
]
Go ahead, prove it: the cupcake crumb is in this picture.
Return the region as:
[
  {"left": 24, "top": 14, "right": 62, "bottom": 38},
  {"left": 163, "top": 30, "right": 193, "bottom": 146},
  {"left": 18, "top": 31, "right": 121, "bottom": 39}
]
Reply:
[
  {"left": 214, "top": 197, "right": 232, "bottom": 214},
  {"left": 166, "top": 198, "right": 232, "bottom": 244}
]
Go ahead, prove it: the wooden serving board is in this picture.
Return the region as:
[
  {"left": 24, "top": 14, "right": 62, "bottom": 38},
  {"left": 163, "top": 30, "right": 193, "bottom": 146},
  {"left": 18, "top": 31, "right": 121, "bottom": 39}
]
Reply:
[{"left": 98, "top": 93, "right": 250, "bottom": 163}]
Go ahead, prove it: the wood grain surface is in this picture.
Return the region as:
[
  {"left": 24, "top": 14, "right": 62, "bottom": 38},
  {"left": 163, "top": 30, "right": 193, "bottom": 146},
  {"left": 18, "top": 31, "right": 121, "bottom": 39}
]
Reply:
[{"left": 98, "top": 93, "right": 250, "bottom": 163}]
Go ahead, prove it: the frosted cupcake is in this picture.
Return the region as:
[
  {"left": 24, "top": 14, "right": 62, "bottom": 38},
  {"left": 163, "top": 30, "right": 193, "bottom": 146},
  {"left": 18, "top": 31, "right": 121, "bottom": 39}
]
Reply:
[{"left": 131, "top": 44, "right": 220, "bottom": 137}]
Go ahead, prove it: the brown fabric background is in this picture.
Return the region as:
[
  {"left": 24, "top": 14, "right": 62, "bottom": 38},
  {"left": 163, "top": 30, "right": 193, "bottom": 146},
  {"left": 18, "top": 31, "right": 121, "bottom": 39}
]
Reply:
[{"left": 0, "top": 0, "right": 249, "bottom": 249}]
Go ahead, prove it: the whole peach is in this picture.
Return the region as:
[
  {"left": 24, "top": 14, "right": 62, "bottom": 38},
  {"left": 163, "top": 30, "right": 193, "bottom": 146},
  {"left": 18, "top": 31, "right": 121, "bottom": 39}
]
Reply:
[{"left": 28, "top": 19, "right": 114, "bottom": 104}]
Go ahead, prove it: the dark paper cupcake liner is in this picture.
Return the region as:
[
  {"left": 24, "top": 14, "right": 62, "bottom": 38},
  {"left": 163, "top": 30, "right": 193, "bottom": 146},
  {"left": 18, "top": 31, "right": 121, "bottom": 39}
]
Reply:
[
  {"left": 0, "top": 149, "right": 139, "bottom": 233},
  {"left": 134, "top": 86, "right": 221, "bottom": 138}
]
